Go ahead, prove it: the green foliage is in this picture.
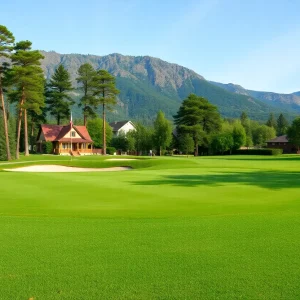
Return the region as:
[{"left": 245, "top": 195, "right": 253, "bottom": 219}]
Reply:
[
  {"left": 233, "top": 148, "right": 283, "bottom": 155},
  {"left": 177, "top": 133, "right": 194, "bottom": 154},
  {"left": 10, "top": 40, "right": 45, "bottom": 157},
  {"left": 287, "top": 117, "right": 300, "bottom": 149},
  {"left": 252, "top": 124, "right": 276, "bottom": 147},
  {"left": 211, "top": 132, "right": 233, "bottom": 154},
  {"left": 106, "top": 146, "right": 116, "bottom": 155},
  {"left": 42, "top": 141, "right": 53, "bottom": 154},
  {"left": 174, "top": 94, "right": 221, "bottom": 155},
  {"left": 111, "top": 131, "right": 128, "bottom": 151},
  {"left": 277, "top": 113, "right": 289, "bottom": 136},
  {"left": 46, "top": 64, "right": 74, "bottom": 125},
  {"left": 266, "top": 113, "right": 277, "bottom": 129},
  {"left": 232, "top": 121, "right": 246, "bottom": 150},
  {"left": 76, "top": 63, "right": 97, "bottom": 125},
  {"left": 87, "top": 118, "right": 113, "bottom": 148},
  {"left": 130, "top": 122, "right": 153, "bottom": 153},
  {"left": 153, "top": 111, "right": 172, "bottom": 155},
  {"left": 92, "top": 69, "right": 120, "bottom": 154}
]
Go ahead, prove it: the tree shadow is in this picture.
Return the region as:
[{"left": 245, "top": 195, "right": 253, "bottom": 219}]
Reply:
[{"left": 132, "top": 171, "right": 300, "bottom": 190}]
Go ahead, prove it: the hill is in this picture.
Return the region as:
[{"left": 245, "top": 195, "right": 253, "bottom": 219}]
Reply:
[
  {"left": 210, "top": 81, "right": 300, "bottom": 116},
  {"left": 40, "top": 51, "right": 297, "bottom": 122}
]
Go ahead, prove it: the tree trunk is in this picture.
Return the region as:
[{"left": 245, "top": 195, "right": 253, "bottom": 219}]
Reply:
[
  {"left": 83, "top": 105, "right": 87, "bottom": 126},
  {"left": 102, "top": 103, "right": 106, "bottom": 155},
  {"left": 24, "top": 109, "right": 29, "bottom": 156},
  {"left": 194, "top": 139, "right": 198, "bottom": 156},
  {"left": 16, "top": 104, "right": 24, "bottom": 159},
  {"left": 0, "top": 79, "right": 11, "bottom": 161},
  {"left": 31, "top": 120, "right": 35, "bottom": 154}
]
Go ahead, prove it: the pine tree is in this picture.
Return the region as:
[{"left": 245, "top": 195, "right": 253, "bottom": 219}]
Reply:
[
  {"left": 174, "top": 94, "right": 221, "bottom": 156},
  {"left": 10, "top": 40, "right": 45, "bottom": 158},
  {"left": 0, "top": 25, "right": 14, "bottom": 160},
  {"left": 46, "top": 64, "right": 74, "bottom": 125},
  {"left": 76, "top": 63, "right": 97, "bottom": 125},
  {"left": 277, "top": 113, "right": 289, "bottom": 136},
  {"left": 266, "top": 112, "right": 277, "bottom": 129},
  {"left": 92, "top": 70, "right": 120, "bottom": 155},
  {"left": 153, "top": 110, "right": 172, "bottom": 155}
]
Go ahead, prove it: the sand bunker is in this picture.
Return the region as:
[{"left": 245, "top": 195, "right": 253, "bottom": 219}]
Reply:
[
  {"left": 4, "top": 165, "right": 131, "bottom": 173},
  {"left": 106, "top": 158, "right": 137, "bottom": 161}
]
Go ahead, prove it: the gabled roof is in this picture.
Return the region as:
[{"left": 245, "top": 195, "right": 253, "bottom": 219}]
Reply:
[
  {"left": 39, "top": 124, "right": 93, "bottom": 143},
  {"left": 266, "top": 135, "right": 289, "bottom": 143},
  {"left": 109, "top": 120, "right": 134, "bottom": 132}
]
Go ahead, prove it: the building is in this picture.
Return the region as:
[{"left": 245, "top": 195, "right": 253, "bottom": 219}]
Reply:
[
  {"left": 266, "top": 135, "right": 298, "bottom": 154},
  {"left": 109, "top": 120, "right": 136, "bottom": 136},
  {"left": 36, "top": 123, "right": 97, "bottom": 155}
]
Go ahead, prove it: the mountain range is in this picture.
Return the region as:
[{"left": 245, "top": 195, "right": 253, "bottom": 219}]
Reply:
[{"left": 40, "top": 51, "right": 299, "bottom": 122}]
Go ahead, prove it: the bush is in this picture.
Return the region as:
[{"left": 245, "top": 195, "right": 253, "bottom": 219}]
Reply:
[
  {"left": 106, "top": 147, "right": 116, "bottom": 155},
  {"left": 233, "top": 148, "right": 283, "bottom": 155},
  {"left": 43, "top": 141, "right": 53, "bottom": 154}
]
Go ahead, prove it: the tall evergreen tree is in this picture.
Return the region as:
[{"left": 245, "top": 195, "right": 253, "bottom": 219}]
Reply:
[
  {"left": 277, "top": 113, "right": 289, "bottom": 136},
  {"left": 0, "top": 25, "right": 14, "bottom": 160},
  {"left": 46, "top": 64, "right": 74, "bottom": 125},
  {"left": 287, "top": 118, "right": 300, "bottom": 151},
  {"left": 174, "top": 94, "right": 221, "bottom": 156},
  {"left": 10, "top": 40, "right": 45, "bottom": 158},
  {"left": 76, "top": 63, "right": 97, "bottom": 125},
  {"left": 266, "top": 112, "right": 277, "bottom": 129},
  {"left": 93, "top": 70, "right": 120, "bottom": 155},
  {"left": 240, "top": 111, "right": 248, "bottom": 126},
  {"left": 153, "top": 110, "right": 172, "bottom": 155}
]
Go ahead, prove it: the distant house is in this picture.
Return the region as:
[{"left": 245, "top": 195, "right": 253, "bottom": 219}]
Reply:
[
  {"left": 266, "top": 135, "right": 298, "bottom": 154},
  {"left": 36, "top": 123, "right": 96, "bottom": 155},
  {"left": 109, "top": 120, "right": 136, "bottom": 136}
]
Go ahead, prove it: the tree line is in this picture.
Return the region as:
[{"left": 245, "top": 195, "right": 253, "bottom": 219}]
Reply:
[{"left": 0, "top": 24, "right": 119, "bottom": 160}]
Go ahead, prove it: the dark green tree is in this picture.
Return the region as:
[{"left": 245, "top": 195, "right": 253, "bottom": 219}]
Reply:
[
  {"left": 277, "top": 113, "right": 289, "bottom": 136},
  {"left": 174, "top": 94, "right": 221, "bottom": 156},
  {"left": 46, "top": 64, "right": 74, "bottom": 125},
  {"left": 177, "top": 132, "right": 194, "bottom": 155},
  {"left": 131, "top": 122, "right": 153, "bottom": 154},
  {"left": 153, "top": 110, "right": 172, "bottom": 156},
  {"left": 76, "top": 63, "right": 97, "bottom": 125},
  {"left": 211, "top": 132, "right": 233, "bottom": 154},
  {"left": 287, "top": 118, "right": 300, "bottom": 151},
  {"left": 10, "top": 40, "right": 45, "bottom": 158},
  {"left": 0, "top": 25, "right": 14, "bottom": 160},
  {"left": 266, "top": 112, "right": 277, "bottom": 129},
  {"left": 93, "top": 70, "right": 120, "bottom": 155},
  {"left": 240, "top": 111, "right": 248, "bottom": 126}
]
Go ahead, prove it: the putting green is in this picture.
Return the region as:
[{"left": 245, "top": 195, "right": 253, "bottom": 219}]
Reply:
[{"left": 0, "top": 155, "right": 300, "bottom": 299}]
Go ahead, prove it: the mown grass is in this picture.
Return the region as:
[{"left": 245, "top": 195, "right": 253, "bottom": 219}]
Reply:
[{"left": 0, "top": 155, "right": 300, "bottom": 299}]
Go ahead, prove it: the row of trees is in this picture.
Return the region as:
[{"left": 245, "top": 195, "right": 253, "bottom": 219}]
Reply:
[{"left": 0, "top": 24, "right": 120, "bottom": 160}]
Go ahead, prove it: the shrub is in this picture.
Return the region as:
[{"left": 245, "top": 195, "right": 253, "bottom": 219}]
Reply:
[
  {"left": 106, "top": 147, "right": 116, "bottom": 155},
  {"left": 43, "top": 141, "right": 53, "bottom": 154},
  {"left": 233, "top": 148, "right": 283, "bottom": 155}
]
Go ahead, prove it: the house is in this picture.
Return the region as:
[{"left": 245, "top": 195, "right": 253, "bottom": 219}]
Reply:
[
  {"left": 266, "top": 135, "right": 298, "bottom": 154},
  {"left": 109, "top": 120, "right": 136, "bottom": 136},
  {"left": 36, "top": 123, "right": 97, "bottom": 155}
]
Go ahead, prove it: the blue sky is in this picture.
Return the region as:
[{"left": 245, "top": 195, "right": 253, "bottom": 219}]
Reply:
[{"left": 1, "top": 0, "right": 300, "bottom": 93}]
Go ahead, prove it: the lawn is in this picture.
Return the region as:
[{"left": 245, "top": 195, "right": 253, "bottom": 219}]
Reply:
[{"left": 0, "top": 155, "right": 300, "bottom": 299}]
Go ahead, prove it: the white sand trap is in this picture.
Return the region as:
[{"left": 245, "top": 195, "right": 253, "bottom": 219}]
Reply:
[
  {"left": 106, "top": 158, "right": 137, "bottom": 161},
  {"left": 4, "top": 165, "right": 131, "bottom": 173}
]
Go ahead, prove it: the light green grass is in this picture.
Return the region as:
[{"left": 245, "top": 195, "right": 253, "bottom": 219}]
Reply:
[{"left": 0, "top": 155, "right": 300, "bottom": 299}]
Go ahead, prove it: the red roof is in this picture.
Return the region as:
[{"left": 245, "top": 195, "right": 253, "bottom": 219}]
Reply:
[{"left": 39, "top": 124, "right": 93, "bottom": 143}]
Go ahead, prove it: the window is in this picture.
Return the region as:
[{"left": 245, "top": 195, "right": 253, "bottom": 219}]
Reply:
[{"left": 71, "top": 131, "right": 76, "bottom": 137}]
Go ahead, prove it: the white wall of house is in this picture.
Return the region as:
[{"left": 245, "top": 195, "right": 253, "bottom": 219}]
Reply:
[
  {"left": 116, "top": 122, "right": 135, "bottom": 136},
  {"left": 63, "top": 129, "right": 81, "bottom": 139}
]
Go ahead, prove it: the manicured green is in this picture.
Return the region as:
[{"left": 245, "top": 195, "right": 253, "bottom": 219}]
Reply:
[{"left": 0, "top": 155, "right": 300, "bottom": 299}]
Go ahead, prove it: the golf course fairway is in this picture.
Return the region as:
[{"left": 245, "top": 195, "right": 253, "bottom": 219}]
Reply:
[{"left": 0, "top": 155, "right": 299, "bottom": 299}]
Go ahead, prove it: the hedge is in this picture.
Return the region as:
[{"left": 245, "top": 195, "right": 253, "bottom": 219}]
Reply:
[
  {"left": 106, "top": 147, "right": 116, "bottom": 155},
  {"left": 233, "top": 148, "right": 283, "bottom": 155},
  {"left": 43, "top": 141, "right": 53, "bottom": 154}
]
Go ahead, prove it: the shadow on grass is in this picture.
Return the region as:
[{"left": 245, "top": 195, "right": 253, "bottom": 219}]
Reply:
[{"left": 132, "top": 171, "right": 300, "bottom": 190}]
